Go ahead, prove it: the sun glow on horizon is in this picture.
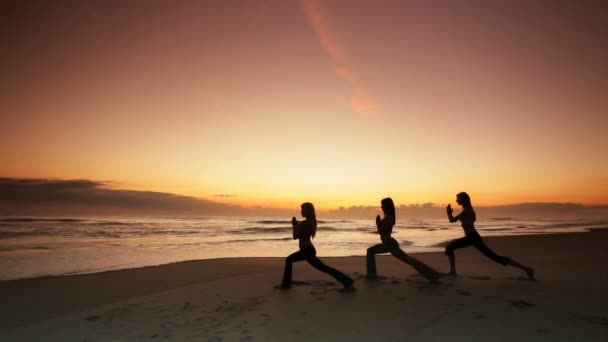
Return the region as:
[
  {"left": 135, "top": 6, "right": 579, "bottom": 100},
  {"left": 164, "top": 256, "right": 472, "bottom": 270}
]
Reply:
[{"left": 1, "top": 1, "right": 607, "bottom": 213}]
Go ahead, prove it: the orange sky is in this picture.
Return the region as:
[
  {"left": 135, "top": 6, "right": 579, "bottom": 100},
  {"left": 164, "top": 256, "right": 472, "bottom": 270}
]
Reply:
[{"left": 1, "top": 0, "right": 607, "bottom": 210}]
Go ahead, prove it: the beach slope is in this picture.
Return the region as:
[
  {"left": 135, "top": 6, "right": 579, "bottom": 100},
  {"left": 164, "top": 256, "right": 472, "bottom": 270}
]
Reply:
[{"left": 1, "top": 230, "right": 607, "bottom": 341}]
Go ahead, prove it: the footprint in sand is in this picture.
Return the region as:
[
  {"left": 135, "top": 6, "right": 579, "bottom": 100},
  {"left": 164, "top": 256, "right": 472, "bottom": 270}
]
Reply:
[
  {"left": 505, "top": 276, "right": 531, "bottom": 281},
  {"left": 398, "top": 297, "right": 407, "bottom": 302},
  {"left": 571, "top": 313, "right": 608, "bottom": 326},
  {"left": 208, "top": 337, "right": 222, "bottom": 342},
  {"left": 470, "top": 276, "right": 492, "bottom": 280},
  {"left": 456, "top": 290, "right": 472, "bottom": 296},
  {"left": 405, "top": 278, "right": 432, "bottom": 290},
  {"left": 509, "top": 300, "right": 535, "bottom": 309},
  {"left": 85, "top": 315, "right": 101, "bottom": 322},
  {"left": 291, "top": 280, "right": 311, "bottom": 286},
  {"left": 391, "top": 280, "right": 401, "bottom": 284}
]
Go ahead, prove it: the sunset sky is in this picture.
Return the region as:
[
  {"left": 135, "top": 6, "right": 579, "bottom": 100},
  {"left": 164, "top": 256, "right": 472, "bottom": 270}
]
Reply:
[{"left": 2, "top": 0, "right": 607, "bottom": 212}]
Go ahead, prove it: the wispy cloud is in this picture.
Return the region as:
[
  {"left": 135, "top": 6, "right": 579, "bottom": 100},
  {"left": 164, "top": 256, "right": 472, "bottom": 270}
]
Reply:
[
  {"left": 212, "top": 194, "right": 237, "bottom": 198},
  {"left": 300, "top": 0, "right": 379, "bottom": 116}
]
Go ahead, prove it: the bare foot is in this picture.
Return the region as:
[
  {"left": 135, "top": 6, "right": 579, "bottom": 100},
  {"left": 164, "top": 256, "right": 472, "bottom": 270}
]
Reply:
[
  {"left": 425, "top": 272, "right": 441, "bottom": 284},
  {"left": 525, "top": 268, "right": 536, "bottom": 281}
]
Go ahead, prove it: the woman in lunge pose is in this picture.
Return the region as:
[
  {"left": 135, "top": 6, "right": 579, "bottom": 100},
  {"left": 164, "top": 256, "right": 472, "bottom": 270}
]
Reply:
[
  {"left": 366, "top": 197, "right": 440, "bottom": 282},
  {"left": 444, "top": 192, "right": 535, "bottom": 279},
  {"left": 280, "top": 202, "right": 354, "bottom": 289}
]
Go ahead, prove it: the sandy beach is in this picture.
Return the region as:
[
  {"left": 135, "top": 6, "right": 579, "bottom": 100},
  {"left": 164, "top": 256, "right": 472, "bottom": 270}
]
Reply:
[{"left": 1, "top": 229, "right": 607, "bottom": 341}]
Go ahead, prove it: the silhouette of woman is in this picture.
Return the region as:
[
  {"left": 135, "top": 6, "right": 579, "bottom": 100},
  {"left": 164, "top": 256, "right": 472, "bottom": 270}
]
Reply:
[
  {"left": 366, "top": 197, "right": 440, "bottom": 282},
  {"left": 445, "top": 192, "right": 535, "bottom": 279},
  {"left": 280, "top": 202, "right": 354, "bottom": 289}
]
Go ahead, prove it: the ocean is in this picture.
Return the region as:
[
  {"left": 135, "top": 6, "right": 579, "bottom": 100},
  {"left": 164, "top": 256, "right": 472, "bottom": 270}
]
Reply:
[{"left": 0, "top": 216, "right": 606, "bottom": 281}]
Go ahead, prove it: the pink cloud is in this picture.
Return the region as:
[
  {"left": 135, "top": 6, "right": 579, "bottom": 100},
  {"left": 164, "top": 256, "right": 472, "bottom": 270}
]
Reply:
[
  {"left": 300, "top": 0, "right": 379, "bottom": 116},
  {"left": 300, "top": 0, "right": 344, "bottom": 61},
  {"left": 351, "top": 90, "right": 378, "bottom": 116}
]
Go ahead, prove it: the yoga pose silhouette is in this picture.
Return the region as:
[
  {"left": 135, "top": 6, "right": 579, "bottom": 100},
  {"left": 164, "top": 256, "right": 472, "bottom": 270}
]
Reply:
[
  {"left": 445, "top": 192, "right": 535, "bottom": 279},
  {"left": 366, "top": 197, "right": 440, "bottom": 282},
  {"left": 280, "top": 202, "right": 354, "bottom": 289}
]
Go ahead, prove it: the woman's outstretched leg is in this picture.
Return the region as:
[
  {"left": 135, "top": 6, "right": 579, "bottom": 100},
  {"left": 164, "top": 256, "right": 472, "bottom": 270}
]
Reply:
[
  {"left": 507, "top": 259, "right": 535, "bottom": 280},
  {"left": 306, "top": 256, "right": 353, "bottom": 288},
  {"left": 388, "top": 244, "right": 440, "bottom": 282},
  {"left": 281, "top": 251, "right": 305, "bottom": 288},
  {"left": 366, "top": 244, "right": 388, "bottom": 278},
  {"left": 445, "top": 236, "right": 474, "bottom": 276},
  {"left": 473, "top": 241, "right": 535, "bottom": 280}
]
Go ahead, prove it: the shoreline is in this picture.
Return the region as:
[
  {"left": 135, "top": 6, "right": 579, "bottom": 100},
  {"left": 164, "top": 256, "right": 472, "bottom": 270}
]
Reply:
[
  {"left": 3, "top": 227, "right": 606, "bottom": 283},
  {"left": 2, "top": 229, "right": 608, "bottom": 340}
]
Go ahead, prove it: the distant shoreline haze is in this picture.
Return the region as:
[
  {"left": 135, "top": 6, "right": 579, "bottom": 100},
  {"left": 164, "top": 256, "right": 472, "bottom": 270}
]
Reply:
[{"left": 1, "top": 178, "right": 607, "bottom": 219}]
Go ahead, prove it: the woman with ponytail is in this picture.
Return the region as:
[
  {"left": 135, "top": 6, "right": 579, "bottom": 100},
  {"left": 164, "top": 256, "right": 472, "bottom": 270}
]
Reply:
[
  {"left": 280, "top": 202, "right": 354, "bottom": 289},
  {"left": 445, "top": 192, "right": 535, "bottom": 279},
  {"left": 367, "top": 197, "right": 440, "bottom": 282}
]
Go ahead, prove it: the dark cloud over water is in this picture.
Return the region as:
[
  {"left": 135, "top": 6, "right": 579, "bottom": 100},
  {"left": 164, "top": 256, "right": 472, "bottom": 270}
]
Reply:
[
  {"left": 1, "top": 177, "right": 607, "bottom": 218},
  {"left": 0, "top": 177, "right": 241, "bottom": 216}
]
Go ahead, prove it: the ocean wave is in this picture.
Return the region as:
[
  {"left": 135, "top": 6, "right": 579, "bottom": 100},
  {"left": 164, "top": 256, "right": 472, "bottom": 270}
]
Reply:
[
  {"left": 249, "top": 220, "right": 337, "bottom": 224},
  {"left": 88, "top": 231, "right": 122, "bottom": 238},
  {"left": 250, "top": 220, "right": 288, "bottom": 224},
  {"left": 0, "top": 245, "right": 55, "bottom": 252},
  {"left": 0, "top": 218, "right": 87, "bottom": 223},
  {"left": 228, "top": 226, "right": 290, "bottom": 234},
  {"left": 87, "top": 221, "right": 130, "bottom": 226},
  {"left": 0, "top": 231, "right": 45, "bottom": 238},
  {"left": 225, "top": 237, "right": 293, "bottom": 243},
  {"left": 229, "top": 226, "right": 345, "bottom": 235},
  {"left": 424, "top": 227, "right": 450, "bottom": 231}
]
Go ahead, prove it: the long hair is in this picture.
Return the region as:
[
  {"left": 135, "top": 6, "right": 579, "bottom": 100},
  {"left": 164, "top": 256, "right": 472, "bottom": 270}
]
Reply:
[
  {"left": 381, "top": 197, "right": 396, "bottom": 217},
  {"left": 457, "top": 192, "right": 476, "bottom": 220},
  {"left": 301, "top": 202, "right": 317, "bottom": 238}
]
